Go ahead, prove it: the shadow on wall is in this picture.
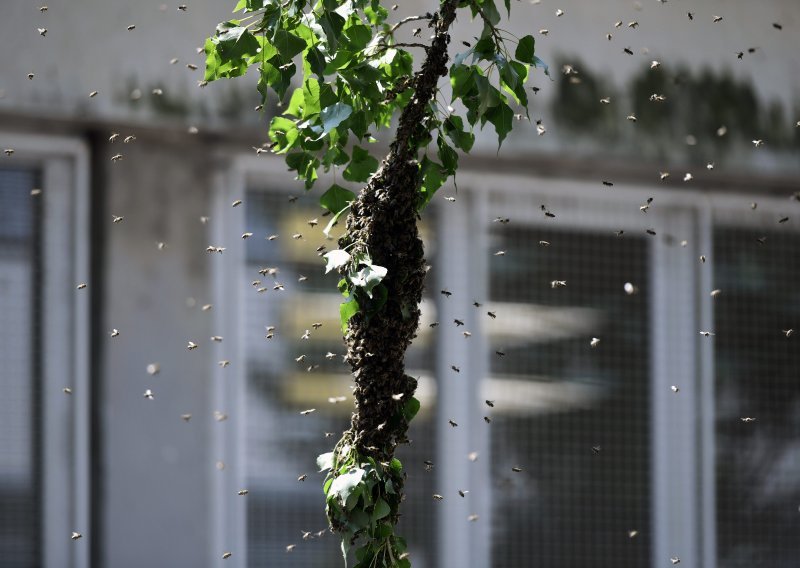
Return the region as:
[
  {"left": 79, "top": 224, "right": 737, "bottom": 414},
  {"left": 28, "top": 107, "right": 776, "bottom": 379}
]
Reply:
[{"left": 551, "top": 55, "right": 800, "bottom": 165}]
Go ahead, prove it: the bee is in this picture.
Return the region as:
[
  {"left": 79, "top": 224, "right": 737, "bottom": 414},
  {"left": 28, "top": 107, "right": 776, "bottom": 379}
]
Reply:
[
  {"left": 199, "top": 216, "right": 210, "bottom": 224},
  {"left": 288, "top": 195, "right": 298, "bottom": 203},
  {"left": 222, "top": 552, "right": 232, "bottom": 559},
  {"left": 712, "top": 15, "right": 723, "bottom": 23},
  {"left": 286, "top": 545, "right": 296, "bottom": 553},
  {"left": 687, "top": 12, "right": 694, "bottom": 20},
  {"left": 778, "top": 216, "right": 789, "bottom": 224},
  {"left": 773, "top": 22, "right": 783, "bottom": 30},
  {"left": 487, "top": 311, "right": 496, "bottom": 319},
  {"left": 181, "top": 414, "right": 192, "bottom": 421},
  {"left": 146, "top": 363, "right": 160, "bottom": 375},
  {"left": 628, "top": 530, "right": 638, "bottom": 538},
  {"left": 511, "top": 466, "right": 522, "bottom": 472},
  {"left": 443, "top": 196, "right": 456, "bottom": 202},
  {"left": 301, "top": 530, "right": 313, "bottom": 540},
  {"left": 273, "top": 283, "right": 284, "bottom": 291},
  {"left": 186, "top": 63, "right": 198, "bottom": 71},
  {"left": 740, "top": 417, "right": 756, "bottom": 423},
  {"left": 493, "top": 217, "right": 510, "bottom": 224},
  {"left": 699, "top": 255, "right": 706, "bottom": 263},
  {"left": 187, "top": 341, "right": 198, "bottom": 350},
  {"left": 301, "top": 330, "right": 310, "bottom": 340},
  {"left": 454, "top": 319, "right": 464, "bottom": 326},
  {"left": 110, "top": 329, "right": 120, "bottom": 338},
  {"left": 671, "top": 385, "right": 680, "bottom": 393},
  {"left": 623, "top": 47, "right": 633, "bottom": 55},
  {"left": 307, "top": 218, "right": 318, "bottom": 227},
  {"left": 628, "top": 21, "right": 639, "bottom": 29},
  {"left": 295, "top": 355, "right": 306, "bottom": 363},
  {"left": 27, "top": 73, "right": 34, "bottom": 80},
  {"left": 646, "top": 229, "right": 657, "bottom": 236},
  {"left": 157, "top": 242, "right": 166, "bottom": 250},
  {"left": 590, "top": 337, "right": 601, "bottom": 348},
  {"left": 485, "top": 400, "right": 494, "bottom": 408},
  {"left": 551, "top": 280, "right": 567, "bottom": 289},
  {"left": 495, "top": 350, "right": 506, "bottom": 357},
  {"left": 237, "top": 489, "right": 249, "bottom": 496},
  {"left": 111, "top": 154, "right": 123, "bottom": 162},
  {"left": 412, "top": 27, "right": 421, "bottom": 37},
  {"left": 39, "top": 6, "right": 48, "bottom": 12},
  {"left": 298, "top": 275, "right": 307, "bottom": 282},
  {"left": 555, "top": 9, "right": 564, "bottom": 16},
  {"left": 440, "top": 289, "right": 452, "bottom": 297},
  {"left": 143, "top": 389, "right": 154, "bottom": 400},
  {"left": 683, "top": 173, "right": 693, "bottom": 182},
  {"left": 483, "top": 416, "right": 491, "bottom": 423},
  {"left": 467, "top": 452, "right": 478, "bottom": 462},
  {"left": 670, "top": 557, "right": 681, "bottom": 565},
  {"left": 539, "top": 29, "right": 548, "bottom": 35},
  {"left": 624, "top": 282, "right": 637, "bottom": 295},
  {"left": 311, "top": 322, "right": 322, "bottom": 330},
  {"left": 206, "top": 246, "right": 225, "bottom": 253},
  {"left": 591, "top": 446, "right": 601, "bottom": 454},
  {"left": 123, "top": 135, "right": 136, "bottom": 143},
  {"left": 649, "top": 94, "right": 666, "bottom": 102},
  {"left": 297, "top": 474, "right": 308, "bottom": 482},
  {"left": 783, "top": 329, "right": 794, "bottom": 338},
  {"left": 752, "top": 139, "right": 764, "bottom": 147},
  {"left": 170, "top": 58, "right": 179, "bottom": 65},
  {"left": 432, "top": 494, "right": 444, "bottom": 501},
  {"left": 77, "top": 283, "right": 87, "bottom": 290},
  {"left": 241, "top": 232, "right": 253, "bottom": 239},
  {"left": 606, "top": 33, "right": 612, "bottom": 40},
  {"left": 640, "top": 197, "right": 654, "bottom": 213},
  {"left": 292, "top": 233, "right": 302, "bottom": 240},
  {"left": 467, "top": 514, "right": 479, "bottom": 522},
  {"left": 328, "top": 396, "right": 346, "bottom": 404},
  {"left": 494, "top": 250, "right": 506, "bottom": 256},
  {"left": 756, "top": 236, "right": 767, "bottom": 245},
  {"left": 458, "top": 490, "right": 468, "bottom": 497},
  {"left": 451, "top": 365, "right": 460, "bottom": 373},
  {"left": 126, "top": 24, "right": 136, "bottom": 31},
  {"left": 614, "top": 21, "right": 622, "bottom": 28},
  {"left": 615, "top": 230, "right": 625, "bottom": 237},
  {"left": 651, "top": 61, "right": 661, "bottom": 69},
  {"left": 424, "top": 460, "right": 434, "bottom": 471},
  {"left": 71, "top": 532, "right": 82, "bottom": 540},
  {"left": 698, "top": 331, "right": 715, "bottom": 337},
  {"left": 429, "top": 322, "right": 439, "bottom": 328},
  {"left": 63, "top": 387, "right": 72, "bottom": 395},
  {"left": 325, "top": 352, "right": 337, "bottom": 360},
  {"left": 112, "top": 215, "right": 124, "bottom": 223},
  {"left": 659, "top": 172, "right": 670, "bottom": 180},
  {"left": 300, "top": 409, "right": 315, "bottom": 415},
  {"left": 626, "top": 114, "right": 637, "bottom": 122},
  {"left": 214, "top": 411, "right": 228, "bottom": 422},
  {"left": 202, "top": 304, "right": 213, "bottom": 311},
  {"left": 536, "top": 122, "right": 547, "bottom": 136},
  {"left": 178, "top": 4, "right": 187, "bottom": 11}
]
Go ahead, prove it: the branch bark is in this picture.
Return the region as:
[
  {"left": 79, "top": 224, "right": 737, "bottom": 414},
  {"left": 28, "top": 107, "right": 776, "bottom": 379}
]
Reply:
[{"left": 337, "top": 0, "right": 459, "bottom": 468}]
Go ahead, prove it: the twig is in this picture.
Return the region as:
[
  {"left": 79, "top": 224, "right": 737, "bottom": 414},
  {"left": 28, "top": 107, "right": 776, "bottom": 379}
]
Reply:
[{"left": 389, "top": 13, "right": 433, "bottom": 34}]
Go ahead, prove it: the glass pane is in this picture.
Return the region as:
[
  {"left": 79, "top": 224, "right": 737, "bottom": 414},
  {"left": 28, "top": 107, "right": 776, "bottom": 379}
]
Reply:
[
  {"left": 714, "top": 227, "right": 800, "bottom": 567},
  {"left": 0, "top": 168, "right": 41, "bottom": 567},
  {"left": 488, "top": 226, "right": 651, "bottom": 567},
  {"left": 243, "top": 189, "right": 438, "bottom": 566}
]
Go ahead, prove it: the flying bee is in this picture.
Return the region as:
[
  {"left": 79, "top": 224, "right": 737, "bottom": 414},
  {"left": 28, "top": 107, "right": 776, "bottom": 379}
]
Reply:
[
  {"left": 650, "top": 61, "right": 660, "bottom": 69},
  {"left": 623, "top": 47, "right": 633, "bottom": 55},
  {"left": 591, "top": 446, "right": 601, "bottom": 454},
  {"left": 297, "top": 474, "right": 307, "bottom": 482},
  {"left": 187, "top": 341, "right": 198, "bottom": 350},
  {"left": 440, "top": 289, "right": 452, "bottom": 297},
  {"left": 71, "top": 532, "right": 82, "bottom": 540},
  {"left": 698, "top": 331, "right": 715, "bottom": 337},
  {"left": 237, "top": 489, "right": 248, "bottom": 496},
  {"left": 712, "top": 15, "right": 723, "bottom": 22},
  {"left": 77, "top": 283, "right": 87, "bottom": 290},
  {"left": 483, "top": 416, "right": 491, "bottom": 423},
  {"left": 300, "top": 409, "right": 315, "bottom": 415},
  {"left": 186, "top": 64, "right": 198, "bottom": 71},
  {"left": 451, "top": 365, "right": 460, "bottom": 373},
  {"left": 432, "top": 494, "right": 444, "bottom": 501},
  {"left": 123, "top": 135, "right": 136, "bottom": 143},
  {"left": 671, "top": 385, "right": 680, "bottom": 393},
  {"left": 458, "top": 490, "right": 468, "bottom": 497},
  {"left": 286, "top": 545, "right": 296, "bottom": 552},
  {"left": 110, "top": 329, "right": 120, "bottom": 338},
  {"left": 487, "top": 311, "right": 496, "bottom": 319},
  {"left": 63, "top": 387, "right": 72, "bottom": 395},
  {"left": 143, "top": 389, "right": 154, "bottom": 400},
  {"left": 127, "top": 24, "right": 136, "bottom": 30},
  {"left": 219, "top": 360, "right": 230, "bottom": 368},
  {"left": 511, "top": 466, "right": 522, "bottom": 472},
  {"left": 495, "top": 350, "right": 506, "bottom": 357},
  {"left": 494, "top": 250, "right": 506, "bottom": 256},
  {"left": 111, "top": 154, "right": 123, "bottom": 162},
  {"left": 551, "top": 280, "right": 567, "bottom": 289},
  {"left": 590, "top": 337, "right": 601, "bottom": 348},
  {"left": 468, "top": 514, "right": 479, "bottom": 522},
  {"left": 241, "top": 232, "right": 253, "bottom": 239},
  {"left": 181, "top": 414, "right": 192, "bottom": 421},
  {"left": 454, "top": 319, "right": 464, "bottom": 326}
]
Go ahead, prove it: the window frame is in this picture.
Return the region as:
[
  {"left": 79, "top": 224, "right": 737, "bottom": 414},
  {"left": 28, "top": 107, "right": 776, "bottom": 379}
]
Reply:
[
  {"left": 216, "top": 153, "right": 792, "bottom": 567},
  {"left": 0, "top": 131, "right": 91, "bottom": 568}
]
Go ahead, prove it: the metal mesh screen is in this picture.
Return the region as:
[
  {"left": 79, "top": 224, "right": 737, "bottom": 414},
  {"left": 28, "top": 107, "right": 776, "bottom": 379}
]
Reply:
[
  {"left": 713, "top": 226, "right": 800, "bottom": 567},
  {"left": 0, "top": 167, "right": 41, "bottom": 567},
  {"left": 243, "top": 189, "right": 438, "bottom": 567},
  {"left": 487, "top": 225, "right": 651, "bottom": 568}
]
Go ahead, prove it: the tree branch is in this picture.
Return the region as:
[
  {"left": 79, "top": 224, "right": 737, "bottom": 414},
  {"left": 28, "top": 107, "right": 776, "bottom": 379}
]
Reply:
[{"left": 389, "top": 13, "right": 433, "bottom": 34}]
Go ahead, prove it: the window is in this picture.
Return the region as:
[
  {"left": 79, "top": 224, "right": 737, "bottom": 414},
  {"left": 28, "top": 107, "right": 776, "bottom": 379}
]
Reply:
[
  {"left": 218, "top": 157, "right": 799, "bottom": 567},
  {"left": 0, "top": 133, "right": 90, "bottom": 568}
]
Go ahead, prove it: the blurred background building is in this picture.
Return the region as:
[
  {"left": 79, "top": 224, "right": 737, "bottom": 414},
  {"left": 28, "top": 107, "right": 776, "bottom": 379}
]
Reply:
[{"left": 1, "top": 1, "right": 799, "bottom": 567}]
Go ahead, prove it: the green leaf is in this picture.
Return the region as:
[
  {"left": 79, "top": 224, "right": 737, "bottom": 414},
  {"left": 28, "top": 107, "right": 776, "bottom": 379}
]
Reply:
[
  {"left": 317, "top": 452, "right": 335, "bottom": 472},
  {"left": 320, "top": 184, "right": 356, "bottom": 215},
  {"left": 320, "top": 102, "right": 353, "bottom": 136},
  {"left": 324, "top": 249, "right": 351, "bottom": 273},
  {"left": 515, "top": 35, "right": 536, "bottom": 65},
  {"left": 273, "top": 30, "right": 306, "bottom": 60},
  {"left": 486, "top": 100, "right": 514, "bottom": 147},
  {"left": 418, "top": 156, "right": 446, "bottom": 209},
  {"left": 284, "top": 87, "right": 305, "bottom": 117},
  {"left": 343, "top": 146, "right": 379, "bottom": 182},
  {"left": 323, "top": 204, "right": 350, "bottom": 238},
  {"left": 533, "top": 55, "right": 550, "bottom": 77},
  {"left": 302, "top": 77, "right": 321, "bottom": 117},
  {"left": 372, "top": 498, "right": 390, "bottom": 521},
  {"left": 330, "top": 468, "right": 365, "bottom": 504},
  {"left": 268, "top": 116, "right": 299, "bottom": 153},
  {"left": 343, "top": 24, "right": 371, "bottom": 51},
  {"left": 320, "top": 10, "right": 346, "bottom": 52},
  {"left": 443, "top": 115, "right": 475, "bottom": 152},
  {"left": 402, "top": 397, "right": 420, "bottom": 422},
  {"left": 478, "top": 0, "right": 501, "bottom": 25},
  {"left": 340, "top": 298, "right": 359, "bottom": 332},
  {"left": 504, "top": 0, "right": 511, "bottom": 16},
  {"left": 306, "top": 45, "right": 326, "bottom": 77},
  {"left": 437, "top": 135, "right": 458, "bottom": 175},
  {"left": 476, "top": 75, "right": 501, "bottom": 116},
  {"left": 351, "top": 264, "right": 387, "bottom": 298},
  {"left": 450, "top": 64, "right": 476, "bottom": 102},
  {"left": 285, "top": 151, "right": 319, "bottom": 189}
]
